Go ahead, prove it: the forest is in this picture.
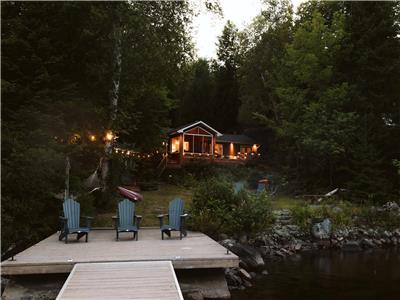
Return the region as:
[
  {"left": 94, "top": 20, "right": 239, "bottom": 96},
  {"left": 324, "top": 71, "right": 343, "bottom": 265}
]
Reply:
[{"left": 2, "top": 0, "right": 399, "bottom": 254}]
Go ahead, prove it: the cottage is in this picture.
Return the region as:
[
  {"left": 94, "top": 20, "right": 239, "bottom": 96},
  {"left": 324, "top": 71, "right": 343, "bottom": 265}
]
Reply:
[{"left": 166, "top": 121, "right": 260, "bottom": 166}]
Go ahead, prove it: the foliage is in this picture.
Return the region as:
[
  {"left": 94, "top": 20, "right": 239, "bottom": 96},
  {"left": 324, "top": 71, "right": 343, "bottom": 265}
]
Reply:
[
  {"left": 238, "top": 0, "right": 400, "bottom": 198},
  {"left": 290, "top": 202, "right": 400, "bottom": 230},
  {"left": 1, "top": 1, "right": 193, "bottom": 253},
  {"left": 189, "top": 178, "right": 273, "bottom": 238}
]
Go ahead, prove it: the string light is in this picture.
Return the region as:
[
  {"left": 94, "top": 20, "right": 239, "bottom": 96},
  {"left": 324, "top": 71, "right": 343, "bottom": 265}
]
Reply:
[{"left": 105, "top": 131, "right": 114, "bottom": 141}]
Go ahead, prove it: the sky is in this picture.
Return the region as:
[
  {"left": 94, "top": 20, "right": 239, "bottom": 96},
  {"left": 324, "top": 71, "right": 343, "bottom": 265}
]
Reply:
[{"left": 192, "top": 0, "right": 304, "bottom": 59}]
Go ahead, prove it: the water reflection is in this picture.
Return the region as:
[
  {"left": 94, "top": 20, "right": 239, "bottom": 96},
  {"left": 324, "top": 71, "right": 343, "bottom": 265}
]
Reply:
[{"left": 232, "top": 249, "right": 400, "bottom": 300}]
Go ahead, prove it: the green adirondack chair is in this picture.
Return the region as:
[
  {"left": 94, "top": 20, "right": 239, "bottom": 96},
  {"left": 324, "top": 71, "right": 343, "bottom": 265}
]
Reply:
[
  {"left": 158, "top": 198, "right": 188, "bottom": 240},
  {"left": 112, "top": 199, "right": 142, "bottom": 241},
  {"left": 59, "top": 198, "right": 93, "bottom": 244}
]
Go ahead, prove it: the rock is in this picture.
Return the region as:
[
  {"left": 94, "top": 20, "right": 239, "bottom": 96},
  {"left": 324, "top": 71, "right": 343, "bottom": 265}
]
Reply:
[
  {"left": 342, "top": 240, "right": 362, "bottom": 251},
  {"left": 219, "top": 233, "right": 229, "bottom": 240},
  {"left": 361, "top": 238, "right": 375, "bottom": 249},
  {"left": 382, "top": 201, "right": 399, "bottom": 211},
  {"left": 316, "top": 240, "right": 331, "bottom": 249},
  {"left": 294, "top": 242, "right": 302, "bottom": 251},
  {"left": 238, "top": 268, "right": 252, "bottom": 281},
  {"left": 332, "top": 207, "right": 343, "bottom": 214},
  {"left": 311, "top": 218, "right": 332, "bottom": 240},
  {"left": 2, "top": 275, "right": 66, "bottom": 300},
  {"left": 262, "top": 270, "right": 269, "bottom": 276},
  {"left": 222, "top": 242, "right": 265, "bottom": 271},
  {"left": 226, "top": 273, "right": 242, "bottom": 287},
  {"left": 178, "top": 269, "right": 231, "bottom": 299},
  {"left": 383, "top": 231, "right": 392, "bottom": 238},
  {"left": 242, "top": 279, "right": 252, "bottom": 288},
  {"left": 374, "top": 239, "right": 382, "bottom": 246},
  {"left": 183, "top": 290, "right": 204, "bottom": 300},
  {"left": 239, "top": 235, "right": 248, "bottom": 244}
]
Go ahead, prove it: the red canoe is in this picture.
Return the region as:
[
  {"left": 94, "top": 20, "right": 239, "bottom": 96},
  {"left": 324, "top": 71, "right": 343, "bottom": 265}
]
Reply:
[{"left": 117, "top": 186, "right": 144, "bottom": 201}]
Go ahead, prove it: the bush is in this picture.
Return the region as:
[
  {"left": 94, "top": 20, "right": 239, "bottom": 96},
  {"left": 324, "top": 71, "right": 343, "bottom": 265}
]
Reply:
[
  {"left": 231, "top": 191, "right": 274, "bottom": 237},
  {"left": 290, "top": 202, "right": 400, "bottom": 230},
  {"left": 188, "top": 178, "right": 273, "bottom": 239}
]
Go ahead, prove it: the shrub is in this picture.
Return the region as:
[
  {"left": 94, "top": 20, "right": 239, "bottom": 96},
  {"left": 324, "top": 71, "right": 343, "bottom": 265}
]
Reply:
[
  {"left": 188, "top": 178, "right": 273, "bottom": 238},
  {"left": 231, "top": 191, "right": 274, "bottom": 237}
]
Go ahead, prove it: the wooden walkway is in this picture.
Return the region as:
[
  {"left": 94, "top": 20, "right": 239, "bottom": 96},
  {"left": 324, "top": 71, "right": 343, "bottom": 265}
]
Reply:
[
  {"left": 57, "top": 261, "right": 183, "bottom": 300},
  {"left": 2, "top": 229, "right": 238, "bottom": 275}
]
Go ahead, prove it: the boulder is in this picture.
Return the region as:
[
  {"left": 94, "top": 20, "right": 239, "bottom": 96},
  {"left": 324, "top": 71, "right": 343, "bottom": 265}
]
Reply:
[
  {"left": 221, "top": 241, "right": 265, "bottom": 271},
  {"left": 382, "top": 201, "right": 399, "bottom": 211},
  {"left": 311, "top": 218, "right": 332, "bottom": 240},
  {"left": 342, "top": 240, "right": 362, "bottom": 252},
  {"left": 238, "top": 268, "right": 252, "bottom": 281},
  {"left": 360, "top": 238, "right": 375, "bottom": 249}
]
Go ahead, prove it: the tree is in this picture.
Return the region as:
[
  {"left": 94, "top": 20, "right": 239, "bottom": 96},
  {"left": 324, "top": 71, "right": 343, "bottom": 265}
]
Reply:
[
  {"left": 238, "top": 0, "right": 293, "bottom": 161},
  {"left": 213, "top": 21, "right": 242, "bottom": 132},
  {"left": 269, "top": 9, "right": 357, "bottom": 190},
  {"left": 1, "top": 1, "right": 194, "bottom": 253},
  {"left": 337, "top": 1, "right": 400, "bottom": 197},
  {"left": 177, "top": 59, "right": 216, "bottom": 125}
]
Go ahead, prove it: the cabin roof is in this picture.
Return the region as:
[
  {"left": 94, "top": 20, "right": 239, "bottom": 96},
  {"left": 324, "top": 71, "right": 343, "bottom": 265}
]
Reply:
[
  {"left": 168, "top": 121, "right": 222, "bottom": 136},
  {"left": 217, "top": 134, "right": 256, "bottom": 145}
]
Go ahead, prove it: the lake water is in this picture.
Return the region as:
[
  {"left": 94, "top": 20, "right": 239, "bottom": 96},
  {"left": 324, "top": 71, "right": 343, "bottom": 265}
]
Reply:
[{"left": 231, "top": 249, "right": 400, "bottom": 300}]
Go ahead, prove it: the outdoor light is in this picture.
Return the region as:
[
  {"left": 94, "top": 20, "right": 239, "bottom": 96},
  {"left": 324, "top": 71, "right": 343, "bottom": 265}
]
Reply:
[
  {"left": 105, "top": 131, "right": 114, "bottom": 141},
  {"left": 89, "top": 134, "right": 96, "bottom": 142}
]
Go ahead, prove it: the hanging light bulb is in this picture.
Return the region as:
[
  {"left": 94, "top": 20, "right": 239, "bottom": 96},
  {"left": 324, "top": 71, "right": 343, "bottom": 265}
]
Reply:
[{"left": 105, "top": 131, "right": 114, "bottom": 141}]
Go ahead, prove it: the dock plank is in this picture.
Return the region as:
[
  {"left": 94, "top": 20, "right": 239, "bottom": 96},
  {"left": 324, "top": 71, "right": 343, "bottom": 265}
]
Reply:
[
  {"left": 57, "top": 261, "right": 183, "bottom": 300},
  {"left": 2, "top": 229, "right": 238, "bottom": 275}
]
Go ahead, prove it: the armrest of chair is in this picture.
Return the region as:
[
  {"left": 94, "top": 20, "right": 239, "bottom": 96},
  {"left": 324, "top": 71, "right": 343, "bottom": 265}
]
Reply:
[
  {"left": 112, "top": 216, "right": 119, "bottom": 229},
  {"left": 82, "top": 216, "right": 93, "bottom": 229},
  {"left": 135, "top": 215, "right": 142, "bottom": 229},
  {"left": 59, "top": 216, "right": 68, "bottom": 231},
  {"left": 180, "top": 214, "right": 189, "bottom": 229},
  {"left": 157, "top": 214, "right": 168, "bottom": 227}
]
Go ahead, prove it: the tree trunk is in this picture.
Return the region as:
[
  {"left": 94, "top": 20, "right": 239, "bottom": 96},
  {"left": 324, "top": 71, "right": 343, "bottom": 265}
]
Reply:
[{"left": 102, "top": 6, "right": 122, "bottom": 192}]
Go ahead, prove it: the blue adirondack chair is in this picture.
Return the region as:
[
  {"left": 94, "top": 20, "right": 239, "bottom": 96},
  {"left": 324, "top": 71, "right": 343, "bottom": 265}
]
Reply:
[
  {"left": 112, "top": 199, "right": 142, "bottom": 241},
  {"left": 158, "top": 198, "right": 188, "bottom": 240},
  {"left": 59, "top": 198, "right": 93, "bottom": 244},
  {"left": 257, "top": 182, "right": 266, "bottom": 194}
]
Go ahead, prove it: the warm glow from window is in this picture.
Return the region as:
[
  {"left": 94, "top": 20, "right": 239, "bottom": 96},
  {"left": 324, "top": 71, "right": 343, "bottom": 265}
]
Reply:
[
  {"left": 184, "top": 142, "right": 189, "bottom": 151},
  {"left": 171, "top": 139, "right": 180, "bottom": 152},
  {"left": 252, "top": 144, "right": 258, "bottom": 152}
]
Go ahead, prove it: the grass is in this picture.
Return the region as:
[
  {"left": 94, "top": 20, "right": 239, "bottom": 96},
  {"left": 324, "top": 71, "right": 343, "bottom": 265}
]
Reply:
[
  {"left": 92, "top": 184, "right": 193, "bottom": 227},
  {"left": 271, "top": 195, "right": 305, "bottom": 210}
]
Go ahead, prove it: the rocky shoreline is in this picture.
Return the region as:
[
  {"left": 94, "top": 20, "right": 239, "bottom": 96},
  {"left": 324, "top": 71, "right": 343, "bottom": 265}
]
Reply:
[{"left": 221, "top": 208, "right": 400, "bottom": 292}]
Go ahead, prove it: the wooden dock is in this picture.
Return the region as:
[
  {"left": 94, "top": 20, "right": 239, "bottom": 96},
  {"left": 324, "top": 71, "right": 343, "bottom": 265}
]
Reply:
[
  {"left": 2, "top": 229, "right": 238, "bottom": 275},
  {"left": 57, "top": 261, "right": 183, "bottom": 300}
]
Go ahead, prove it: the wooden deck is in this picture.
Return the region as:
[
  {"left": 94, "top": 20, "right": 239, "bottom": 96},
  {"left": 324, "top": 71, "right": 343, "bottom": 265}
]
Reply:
[
  {"left": 2, "top": 229, "right": 238, "bottom": 275},
  {"left": 57, "top": 261, "right": 183, "bottom": 300}
]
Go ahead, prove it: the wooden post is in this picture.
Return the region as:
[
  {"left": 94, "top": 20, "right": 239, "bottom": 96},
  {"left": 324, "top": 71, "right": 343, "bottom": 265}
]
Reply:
[
  {"left": 179, "top": 134, "right": 184, "bottom": 164},
  {"left": 211, "top": 135, "right": 215, "bottom": 160}
]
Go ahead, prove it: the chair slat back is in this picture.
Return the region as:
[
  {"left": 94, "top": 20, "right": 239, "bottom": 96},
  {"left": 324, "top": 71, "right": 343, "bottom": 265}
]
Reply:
[
  {"left": 257, "top": 183, "right": 266, "bottom": 194},
  {"left": 234, "top": 181, "right": 245, "bottom": 194},
  {"left": 63, "top": 198, "right": 80, "bottom": 229},
  {"left": 169, "top": 198, "right": 184, "bottom": 230},
  {"left": 118, "top": 199, "right": 135, "bottom": 227}
]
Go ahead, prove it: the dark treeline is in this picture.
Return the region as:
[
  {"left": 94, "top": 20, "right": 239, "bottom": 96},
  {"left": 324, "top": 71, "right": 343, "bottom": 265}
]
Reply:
[{"left": 1, "top": 0, "right": 399, "bottom": 253}]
